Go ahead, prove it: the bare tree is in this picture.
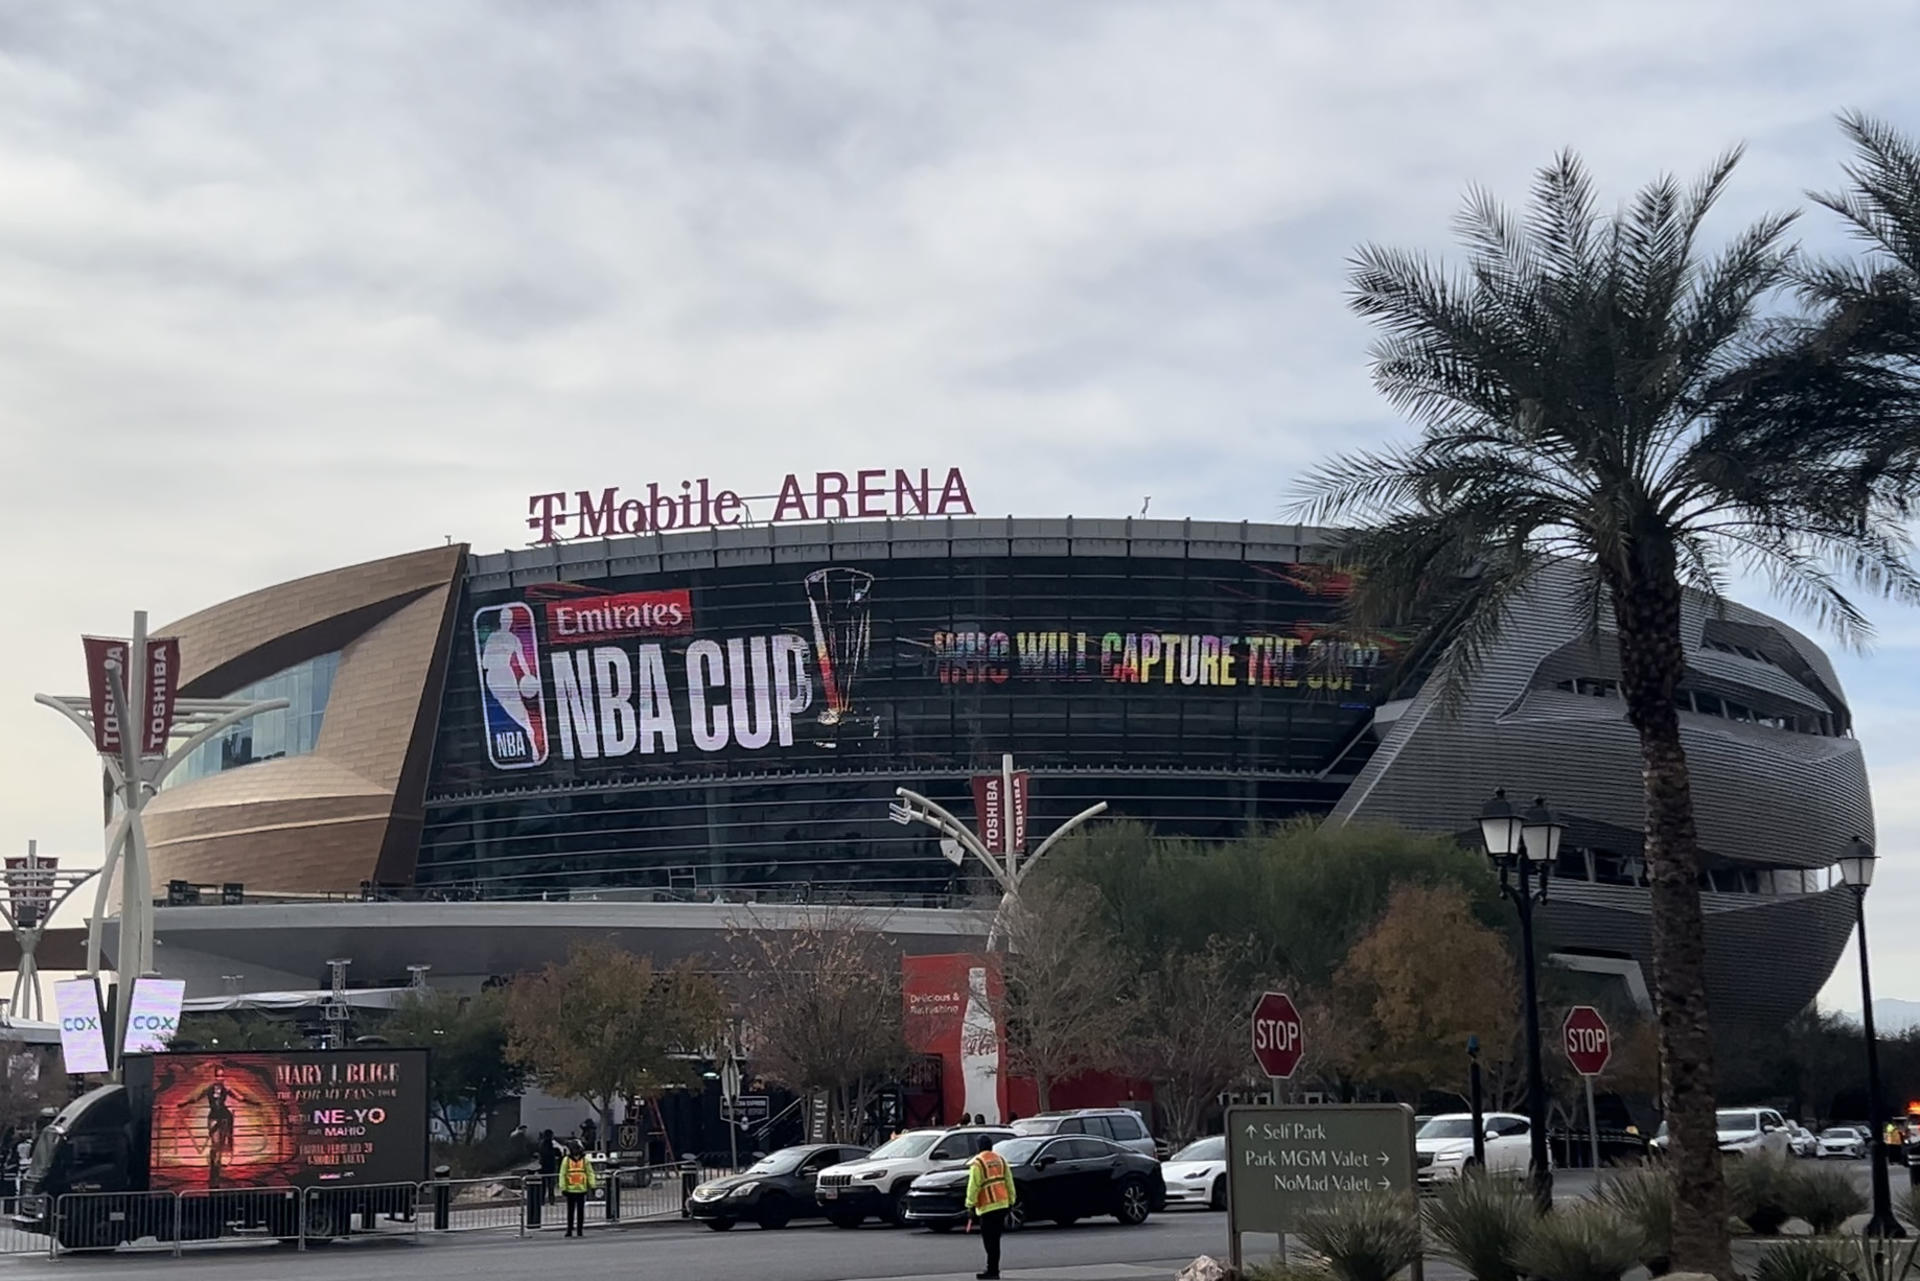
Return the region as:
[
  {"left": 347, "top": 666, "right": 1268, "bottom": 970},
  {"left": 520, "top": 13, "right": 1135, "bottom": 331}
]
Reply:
[
  {"left": 1124, "top": 937, "right": 1259, "bottom": 1144},
  {"left": 728, "top": 913, "right": 910, "bottom": 1144},
  {"left": 1001, "top": 876, "right": 1132, "bottom": 1112}
]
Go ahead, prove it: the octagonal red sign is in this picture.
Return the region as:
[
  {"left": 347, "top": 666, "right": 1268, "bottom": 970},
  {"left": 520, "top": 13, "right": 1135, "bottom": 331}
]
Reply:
[
  {"left": 1251, "top": 990, "right": 1305, "bottom": 1079},
  {"left": 1563, "top": 1005, "right": 1612, "bottom": 1077}
]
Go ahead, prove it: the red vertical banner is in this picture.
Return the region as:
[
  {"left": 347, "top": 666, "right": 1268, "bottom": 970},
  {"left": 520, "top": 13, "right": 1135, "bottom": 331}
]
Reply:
[
  {"left": 901, "top": 953, "right": 1006, "bottom": 1125},
  {"left": 1009, "top": 771, "right": 1029, "bottom": 856},
  {"left": 972, "top": 775, "right": 1006, "bottom": 855},
  {"left": 141, "top": 637, "right": 181, "bottom": 756},
  {"left": 82, "top": 637, "right": 130, "bottom": 756}
]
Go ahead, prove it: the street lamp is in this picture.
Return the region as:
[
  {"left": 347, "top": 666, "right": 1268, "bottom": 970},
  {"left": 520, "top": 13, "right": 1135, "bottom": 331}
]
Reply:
[
  {"left": 1837, "top": 837, "right": 1905, "bottom": 1239},
  {"left": 1479, "top": 788, "right": 1561, "bottom": 1211}
]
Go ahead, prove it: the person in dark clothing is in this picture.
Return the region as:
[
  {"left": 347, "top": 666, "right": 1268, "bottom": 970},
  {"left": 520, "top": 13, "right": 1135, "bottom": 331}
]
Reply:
[
  {"left": 537, "top": 1129, "right": 561, "bottom": 1202},
  {"left": 580, "top": 1116, "right": 598, "bottom": 1153}
]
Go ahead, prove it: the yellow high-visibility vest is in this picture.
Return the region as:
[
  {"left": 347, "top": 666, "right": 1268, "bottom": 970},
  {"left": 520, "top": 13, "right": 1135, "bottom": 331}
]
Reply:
[
  {"left": 966, "top": 1151, "right": 1014, "bottom": 1213},
  {"left": 560, "top": 1156, "right": 595, "bottom": 1194}
]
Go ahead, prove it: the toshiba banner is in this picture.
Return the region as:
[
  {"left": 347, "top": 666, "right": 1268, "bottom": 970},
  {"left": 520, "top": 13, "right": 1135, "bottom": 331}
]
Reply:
[
  {"left": 970, "top": 773, "right": 1030, "bottom": 857},
  {"left": 902, "top": 954, "right": 1005, "bottom": 1125},
  {"left": 82, "top": 635, "right": 182, "bottom": 758}
]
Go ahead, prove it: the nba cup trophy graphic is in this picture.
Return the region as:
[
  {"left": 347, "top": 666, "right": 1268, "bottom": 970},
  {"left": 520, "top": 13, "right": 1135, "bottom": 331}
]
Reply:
[{"left": 803, "top": 568, "right": 873, "bottom": 738}]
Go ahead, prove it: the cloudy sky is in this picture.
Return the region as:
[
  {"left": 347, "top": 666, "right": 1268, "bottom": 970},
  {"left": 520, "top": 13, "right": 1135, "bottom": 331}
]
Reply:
[{"left": 2, "top": 2, "right": 1918, "bottom": 1008}]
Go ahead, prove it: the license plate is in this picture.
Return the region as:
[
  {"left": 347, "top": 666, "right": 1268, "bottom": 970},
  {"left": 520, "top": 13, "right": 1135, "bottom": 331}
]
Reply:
[{"left": 819, "top": 1188, "right": 837, "bottom": 1200}]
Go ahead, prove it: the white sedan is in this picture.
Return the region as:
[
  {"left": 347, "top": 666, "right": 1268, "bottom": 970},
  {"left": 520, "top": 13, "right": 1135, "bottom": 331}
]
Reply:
[
  {"left": 1160, "top": 1136, "right": 1227, "bottom": 1210},
  {"left": 1818, "top": 1126, "right": 1869, "bottom": 1160},
  {"left": 1417, "top": 1113, "right": 1537, "bottom": 1184}
]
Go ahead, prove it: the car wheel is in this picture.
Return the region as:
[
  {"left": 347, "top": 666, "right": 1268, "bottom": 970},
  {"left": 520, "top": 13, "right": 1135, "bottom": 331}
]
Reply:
[
  {"left": 703, "top": 1218, "right": 735, "bottom": 1232},
  {"left": 756, "top": 1196, "right": 791, "bottom": 1230},
  {"left": 1115, "top": 1178, "right": 1152, "bottom": 1226},
  {"left": 1210, "top": 1176, "right": 1227, "bottom": 1212},
  {"left": 1006, "top": 1202, "right": 1027, "bottom": 1231},
  {"left": 829, "top": 1212, "right": 865, "bottom": 1229}
]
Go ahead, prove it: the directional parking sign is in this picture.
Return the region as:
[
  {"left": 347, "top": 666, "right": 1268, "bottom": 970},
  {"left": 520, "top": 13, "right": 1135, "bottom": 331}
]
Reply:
[{"left": 1226, "top": 1104, "right": 1418, "bottom": 1236}]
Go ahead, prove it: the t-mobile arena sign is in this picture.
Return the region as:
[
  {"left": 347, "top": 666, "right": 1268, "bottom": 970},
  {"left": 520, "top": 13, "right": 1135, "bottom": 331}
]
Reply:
[{"left": 527, "top": 467, "right": 976, "bottom": 544}]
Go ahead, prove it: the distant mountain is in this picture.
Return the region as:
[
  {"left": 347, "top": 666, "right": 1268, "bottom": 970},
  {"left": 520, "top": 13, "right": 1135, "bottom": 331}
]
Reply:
[{"left": 1873, "top": 999, "right": 1920, "bottom": 1035}]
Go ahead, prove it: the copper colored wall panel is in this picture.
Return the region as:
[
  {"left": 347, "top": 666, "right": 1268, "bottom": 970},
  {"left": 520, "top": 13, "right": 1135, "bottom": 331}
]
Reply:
[{"left": 138, "top": 545, "right": 465, "bottom": 896}]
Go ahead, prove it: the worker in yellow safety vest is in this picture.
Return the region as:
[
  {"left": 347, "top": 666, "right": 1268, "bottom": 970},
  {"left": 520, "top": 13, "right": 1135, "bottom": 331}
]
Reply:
[
  {"left": 558, "top": 1138, "right": 598, "bottom": 1238},
  {"left": 964, "top": 1134, "right": 1016, "bottom": 1280}
]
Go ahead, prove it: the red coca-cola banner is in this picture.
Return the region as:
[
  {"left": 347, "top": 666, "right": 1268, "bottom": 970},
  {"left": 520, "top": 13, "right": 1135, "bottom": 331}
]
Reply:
[
  {"left": 82, "top": 636, "right": 130, "bottom": 756},
  {"left": 82, "top": 635, "right": 181, "bottom": 758},
  {"left": 971, "top": 772, "right": 1030, "bottom": 856},
  {"left": 902, "top": 953, "right": 1006, "bottom": 1125}
]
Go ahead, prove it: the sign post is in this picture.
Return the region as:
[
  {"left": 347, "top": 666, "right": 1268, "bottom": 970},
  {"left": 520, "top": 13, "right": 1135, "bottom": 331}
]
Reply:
[
  {"left": 1563, "top": 1006, "right": 1612, "bottom": 1178},
  {"left": 1251, "top": 991, "right": 1305, "bottom": 1106},
  {"left": 721, "top": 1053, "right": 742, "bottom": 1172},
  {"left": 1226, "top": 1103, "right": 1420, "bottom": 1280}
]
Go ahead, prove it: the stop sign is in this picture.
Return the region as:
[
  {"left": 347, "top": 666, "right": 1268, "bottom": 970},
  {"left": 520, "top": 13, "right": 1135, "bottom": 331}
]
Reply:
[
  {"left": 1251, "top": 991, "right": 1305, "bottom": 1079},
  {"left": 1563, "top": 1005, "right": 1612, "bottom": 1077}
]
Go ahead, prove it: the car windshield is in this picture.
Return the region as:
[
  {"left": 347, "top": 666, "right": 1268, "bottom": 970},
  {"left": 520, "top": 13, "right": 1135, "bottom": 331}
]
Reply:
[
  {"left": 994, "top": 1138, "right": 1050, "bottom": 1165},
  {"left": 1010, "top": 1119, "right": 1060, "bottom": 1135},
  {"left": 1172, "top": 1137, "right": 1226, "bottom": 1162},
  {"left": 866, "top": 1134, "right": 940, "bottom": 1161},
  {"left": 1416, "top": 1118, "right": 1476, "bottom": 1140},
  {"left": 1717, "top": 1111, "right": 1761, "bottom": 1133},
  {"left": 1821, "top": 1127, "right": 1858, "bottom": 1139},
  {"left": 745, "top": 1149, "right": 807, "bottom": 1175}
]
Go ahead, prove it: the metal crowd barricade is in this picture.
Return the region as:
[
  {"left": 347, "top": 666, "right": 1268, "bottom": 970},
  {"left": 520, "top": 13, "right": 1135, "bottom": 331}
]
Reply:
[
  {"left": 0, "top": 1196, "right": 48, "bottom": 1256},
  {"left": 176, "top": 1185, "right": 302, "bottom": 1246},
  {"left": 416, "top": 1175, "right": 530, "bottom": 1236},
  {"left": 48, "top": 1191, "right": 178, "bottom": 1258}
]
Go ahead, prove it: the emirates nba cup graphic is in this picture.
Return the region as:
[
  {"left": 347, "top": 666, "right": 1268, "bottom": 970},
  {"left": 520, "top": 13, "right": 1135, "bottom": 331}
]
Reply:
[{"left": 473, "top": 603, "right": 549, "bottom": 769}]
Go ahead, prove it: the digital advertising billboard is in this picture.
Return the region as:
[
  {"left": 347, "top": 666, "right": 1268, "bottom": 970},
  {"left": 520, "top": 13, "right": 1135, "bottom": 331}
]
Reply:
[{"left": 141, "top": 1049, "right": 428, "bottom": 1192}]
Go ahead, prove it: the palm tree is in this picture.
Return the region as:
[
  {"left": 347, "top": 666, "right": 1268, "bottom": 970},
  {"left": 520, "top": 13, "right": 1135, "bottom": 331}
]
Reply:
[
  {"left": 1293, "top": 148, "right": 1920, "bottom": 1278},
  {"left": 1801, "top": 112, "right": 1920, "bottom": 378}
]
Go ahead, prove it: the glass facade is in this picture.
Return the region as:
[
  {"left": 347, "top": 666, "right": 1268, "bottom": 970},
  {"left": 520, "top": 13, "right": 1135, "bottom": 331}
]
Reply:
[
  {"left": 172, "top": 652, "right": 341, "bottom": 786},
  {"left": 417, "top": 555, "right": 1409, "bottom": 900}
]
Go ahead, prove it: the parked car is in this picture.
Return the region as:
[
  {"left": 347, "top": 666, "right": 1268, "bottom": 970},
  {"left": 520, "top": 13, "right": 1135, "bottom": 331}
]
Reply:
[
  {"left": 686, "top": 1144, "right": 871, "bottom": 1231},
  {"left": 1650, "top": 1109, "right": 1792, "bottom": 1161},
  {"left": 1010, "top": 1109, "right": 1159, "bottom": 1158},
  {"left": 1160, "top": 1135, "right": 1227, "bottom": 1210},
  {"left": 1417, "top": 1112, "right": 1536, "bottom": 1184},
  {"left": 1785, "top": 1122, "right": 1820, "bottom": 1159},
  {"left": 901, "top": 1134, "right": 1165, "bottom": 1231},
  {"left": 815, "top": 1125, "right": 1014, "bottom": 1227},
  {"left": 1818, "top": 1126, "right": 1869, "bottom": 1160}
]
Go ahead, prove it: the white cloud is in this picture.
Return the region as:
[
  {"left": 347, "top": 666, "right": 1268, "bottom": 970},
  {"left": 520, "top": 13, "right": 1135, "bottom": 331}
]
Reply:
[{"left": 2, "top": 1, "right": 1919, "bottom": 999}]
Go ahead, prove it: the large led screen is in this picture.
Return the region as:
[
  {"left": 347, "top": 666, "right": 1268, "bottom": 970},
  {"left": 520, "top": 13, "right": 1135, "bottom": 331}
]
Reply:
[{"left": 141, "top": 1050, "right": 428, "bottom": 1191}]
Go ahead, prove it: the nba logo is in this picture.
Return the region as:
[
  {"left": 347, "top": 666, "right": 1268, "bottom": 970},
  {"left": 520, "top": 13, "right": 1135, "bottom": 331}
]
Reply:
[{"left": 473, "top": 603, "right": 549, "bottom": 769}]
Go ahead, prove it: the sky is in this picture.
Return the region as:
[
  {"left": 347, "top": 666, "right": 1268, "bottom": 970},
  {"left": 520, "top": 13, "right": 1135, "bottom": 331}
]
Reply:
[{"left": 1, "top": 2, "right": 1919, "bottom": 1008}]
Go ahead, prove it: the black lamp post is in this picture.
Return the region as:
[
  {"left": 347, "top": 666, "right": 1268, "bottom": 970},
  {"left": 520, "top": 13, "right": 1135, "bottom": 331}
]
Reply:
[
  {"left": 1838, "top": 837, "right": 1905, "bottom": 1239},
  {"left": 1480, "top": 788, "right": 1563, "bottom": 1211}
]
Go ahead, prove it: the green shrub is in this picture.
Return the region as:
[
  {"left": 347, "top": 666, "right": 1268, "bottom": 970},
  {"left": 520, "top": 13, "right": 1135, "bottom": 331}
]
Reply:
[
  {"left": 1903, "top": 1184, "right": 1920, "bottom": 1234},
  {"left": 1595, "top": 1168, "right": 1675, "bottom": 1272},
  {"left": 1513, "top": 1199, "right": 1645, "bottom": 1281},
  {"left": 1727, "top": 1156, "right": 1801, "bottom": 1236},
  {"left": 1424, "top": 1172, "right": 1537, "bottom": 1281},
  {"left": 1294, "top": 1191, "right": 1424, "bottom": 1281},
  {"left": 1788, "top": 1164, "right": 1869, "bottom": 1236},
  {"left": 1752, "top": 1241, "right": 1857, "bottom": 1281}
]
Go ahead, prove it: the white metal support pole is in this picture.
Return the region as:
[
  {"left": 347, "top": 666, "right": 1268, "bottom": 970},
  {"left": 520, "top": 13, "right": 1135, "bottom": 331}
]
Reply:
[{"left": 1001, "top": 752, "right": 1016, "bottom": 883}]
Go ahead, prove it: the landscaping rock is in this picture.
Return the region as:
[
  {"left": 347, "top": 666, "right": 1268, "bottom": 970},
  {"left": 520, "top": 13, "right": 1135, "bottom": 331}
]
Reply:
[{"left": 1176, "top": 1256, "right": 1233, "bottom": 1281}]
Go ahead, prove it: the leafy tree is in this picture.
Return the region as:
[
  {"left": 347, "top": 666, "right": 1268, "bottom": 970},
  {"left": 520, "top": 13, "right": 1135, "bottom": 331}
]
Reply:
[
  {"left": 172, "top": 1011, "right": 309, "bottom": 1051},
  {"left": 1000, "top": 874, "right": 1133, "bottom": 1112},
  {"left": 1332, "top": 885, "right": 1522, "bottom": 1099},
  {"left": 1122, "top": 936, "right": 1263, "bottom": 1144},
  {"left": 380, "top": 988, "right": 522, "bottom": 1145},
  {"left": 505, "top": 942, "right": 728, "bottom": 1139},
  {"left": 1293, "top": 148, "right": 1920, "bottom": 1276},
  {"left": 728, "top": 913, "right": 910, "bottom": 1144},
  {"left": 1044, "top": 818, "right": 1504, "bottom": 990}
]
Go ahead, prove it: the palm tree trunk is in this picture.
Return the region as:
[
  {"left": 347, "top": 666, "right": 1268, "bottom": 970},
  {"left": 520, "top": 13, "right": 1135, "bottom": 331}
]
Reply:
[{"left": 1611, "top": 565, "right": 1732, "bottom": 1280}]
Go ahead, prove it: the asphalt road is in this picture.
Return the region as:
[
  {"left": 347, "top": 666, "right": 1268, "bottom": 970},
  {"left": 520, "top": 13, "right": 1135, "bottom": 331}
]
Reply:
[{"left": 0, "top": 1165, "right": 1888, "bottom": 1281}]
